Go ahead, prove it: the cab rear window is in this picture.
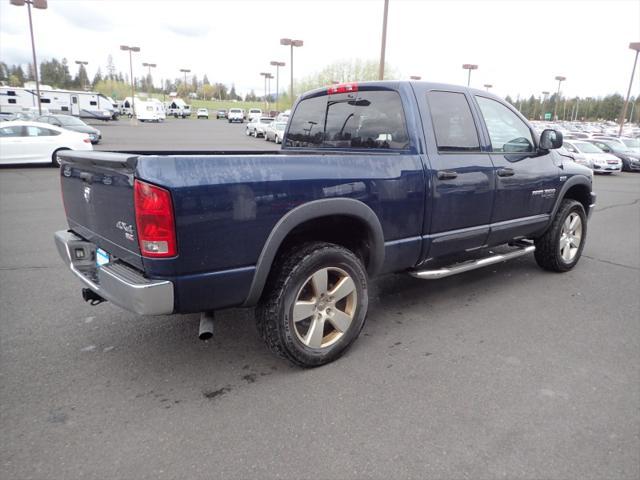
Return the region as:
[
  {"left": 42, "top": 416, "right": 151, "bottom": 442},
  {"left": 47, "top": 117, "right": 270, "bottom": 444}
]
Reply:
[{"left": 286, "top": 89, "right": 409, "bottom": 150}]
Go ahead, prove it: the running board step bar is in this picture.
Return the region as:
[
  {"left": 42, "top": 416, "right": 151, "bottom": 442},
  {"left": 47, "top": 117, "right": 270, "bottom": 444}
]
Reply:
[{"left": 409, "top": 243, "right": 536, "bottom": 280}]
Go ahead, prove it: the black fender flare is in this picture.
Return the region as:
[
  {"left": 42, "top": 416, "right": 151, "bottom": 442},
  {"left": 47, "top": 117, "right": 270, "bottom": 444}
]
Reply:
[
  {"left": 243, "top": 198, "right": 385, "bottom": 307},
  {"left": 547, "top": 174, "right": 593, "bottom": 227}
]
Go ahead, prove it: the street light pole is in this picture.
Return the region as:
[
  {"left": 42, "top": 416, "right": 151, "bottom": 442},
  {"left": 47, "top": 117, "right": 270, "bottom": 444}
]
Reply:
[
  {"left": 142, "top": 62, "right": 156, "bottom": 96},
  {"left": 120, "top": 45, "right": 140, "bottom": 117},
  {"left": 260, "top": 72, "right": 270, "bottom": 110},
  {"left": 541, "top": 91, "right": 550, "bottom": 120},
  {"left": 553, "top": 75, "right": 566, "bottom": 121},
  {"left": 462, "top": 64, "right": 478, "bottom": 87},
  {"left": 484, "top": 84, "right": 493, "bottom": 92},
  {"left": 378, "top": 0, "right": 389, "bottom": 80},
  {"left": 75, "top": 60, "right": 88, "bottom": 90},
  {"left": 270, "top": 61, "right": 285, "bottom": 111},
  {"left": 280, "top": 38, "right": 303, "bottom": 106},
  {"left": 618, "top": 42, "right": 640, "bottom": 136},
  {"left": 410, "top": 75, "right": 422, "bottom": 81},
  {"left": 180, "top": 68, "right": 191, "bottom": 97},
  {"left": 10, "top": 0, "right": 48, "bottom": 115}
]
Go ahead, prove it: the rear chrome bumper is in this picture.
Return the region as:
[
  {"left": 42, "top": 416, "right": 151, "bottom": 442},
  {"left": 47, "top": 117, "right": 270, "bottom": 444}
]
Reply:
[{"left": 54, "top": 230, "right": 174, "bottom": 315}]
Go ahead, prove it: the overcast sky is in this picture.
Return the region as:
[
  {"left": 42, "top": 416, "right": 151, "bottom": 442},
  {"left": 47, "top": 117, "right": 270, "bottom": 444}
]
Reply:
[{"left": 1, "top": 0, "right": 639, "bottom": 99}]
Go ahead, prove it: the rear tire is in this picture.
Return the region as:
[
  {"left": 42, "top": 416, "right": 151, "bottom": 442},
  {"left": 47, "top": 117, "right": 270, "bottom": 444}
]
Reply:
[
  {"left": 534, "top": 199, "right": 587, "bottom": 272},
  {"left": 256, "top": 242, "right": 368, "bottom": 368}
]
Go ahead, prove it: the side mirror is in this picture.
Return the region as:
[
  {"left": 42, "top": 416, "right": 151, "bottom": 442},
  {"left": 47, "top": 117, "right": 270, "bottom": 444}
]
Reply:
[{"left": 540, "top": 129, "right": 563, "bottom": 150}]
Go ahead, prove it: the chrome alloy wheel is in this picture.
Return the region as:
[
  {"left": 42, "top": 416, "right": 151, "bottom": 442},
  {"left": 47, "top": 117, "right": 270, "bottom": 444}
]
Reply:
[
  {"left": 292, "top": 267, "right": 357, "bottom": 349},
  {"left": 559, "top": 212, "right": 583, "bottom": 262}
]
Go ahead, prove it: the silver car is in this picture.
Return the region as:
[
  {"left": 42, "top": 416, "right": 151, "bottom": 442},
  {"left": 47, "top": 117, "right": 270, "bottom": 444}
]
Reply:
[
  {"left": 264, "top": 121, "right": 287, "bottom": 143},
  {"left": 563, "top": 140, "right": 622, "bottom": 174}
]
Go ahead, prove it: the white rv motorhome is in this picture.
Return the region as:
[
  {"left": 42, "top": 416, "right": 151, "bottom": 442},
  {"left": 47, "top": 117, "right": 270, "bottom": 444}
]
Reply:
[{"left": 0, "top": 85, "right": 117, "bottom": 120}]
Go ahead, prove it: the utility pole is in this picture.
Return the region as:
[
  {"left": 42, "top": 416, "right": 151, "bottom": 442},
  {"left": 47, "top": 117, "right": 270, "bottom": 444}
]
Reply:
[
  {"left": 75, "top": 60, "right": 88, "bottom": 90},
  {"left": 378, "top": 0, "right": 389, "bottom": 80},
  {"left": 553, "top": 75, "right": 566, "bottom": 121},
  {"left": 619, "top": 42, "right": 640, "bottom": 136},
  {"left": 270, "top": 61, "right": 285, "bottom": 111},
  {"left": 11, "top": 0, "right": 48, "bottom": 115},
  {"left": 280, "top": 38, "right": 303, "bottom": 106},
  {"left": 462, "top": 64, "right": 478, "bottom": 87},
  {"left": 120, "top": 45, "right": 140, "bottom": 117}
]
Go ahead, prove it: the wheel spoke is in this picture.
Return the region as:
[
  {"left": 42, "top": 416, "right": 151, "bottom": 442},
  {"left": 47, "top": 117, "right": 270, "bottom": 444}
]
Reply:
[
  {"left": 292, "top": 301, "right": 315, "bottom": 323},
  {"left": 328, "top": 310, "right": 352, "bottom": 333},
  {"left": 569, "top": 214, "right": 579, "bottom": 232},
  {"left": 329, "top": 276, "right": 355, "bottom": 302},
  {"left": 562, "top": 244, "right": 571, "bottom": 261},
  {"left": 304, "top": 317, "right": 325, "bottom": 348},
  {"left": 310, "top": 268, "right": 328, "bottom": 297}
]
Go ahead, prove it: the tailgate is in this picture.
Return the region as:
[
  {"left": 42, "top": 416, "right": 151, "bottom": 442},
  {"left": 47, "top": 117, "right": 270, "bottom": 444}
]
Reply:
[{"left": 59, "top": 151, "right": 143, "bottom": 270}]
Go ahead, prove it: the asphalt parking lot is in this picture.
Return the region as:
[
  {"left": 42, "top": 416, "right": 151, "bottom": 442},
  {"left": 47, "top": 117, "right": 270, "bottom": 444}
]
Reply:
[
  {"left": 89, "top": 116, "right": 281, "bottom": 151},
  {"left": 1, "top": 123, "right": 639, "bottom": 479}
]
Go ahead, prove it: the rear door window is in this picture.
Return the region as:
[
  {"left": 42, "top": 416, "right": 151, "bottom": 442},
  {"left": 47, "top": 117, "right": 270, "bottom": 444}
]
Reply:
[
  {"left": 426, "top": 91, "right": 480, "bottom": 152},
  {"left": 287, "top": 89, "right": 409, "bottom": 149},
  {"left": 286, "top": 95, "right": 326, "bottom": 147}
]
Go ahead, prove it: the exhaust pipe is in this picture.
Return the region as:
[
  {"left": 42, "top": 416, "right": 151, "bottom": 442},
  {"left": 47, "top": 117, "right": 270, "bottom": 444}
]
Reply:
[
  {"left": 82, "top": 288, "right": 105, "bottom": 306},
  {"left": 198, "top": 311, "right": 214, "bottom": 340}
]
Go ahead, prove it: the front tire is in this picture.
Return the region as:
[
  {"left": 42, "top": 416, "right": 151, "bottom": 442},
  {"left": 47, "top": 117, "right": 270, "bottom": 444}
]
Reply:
[
  {"left": 534, "top": 199, "right": 587, "bottom": 272},
  {"left": 51, "top": 148, "right": 69, "bottom": 168},
  {"left": 256, "top": 242, "right": 368, "bottom": 368}
]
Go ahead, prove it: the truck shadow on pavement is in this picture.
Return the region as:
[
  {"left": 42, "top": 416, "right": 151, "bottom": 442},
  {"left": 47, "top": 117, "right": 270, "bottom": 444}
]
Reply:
[{"left": 79, "top": 256, "right": 546, "bottom": 403}]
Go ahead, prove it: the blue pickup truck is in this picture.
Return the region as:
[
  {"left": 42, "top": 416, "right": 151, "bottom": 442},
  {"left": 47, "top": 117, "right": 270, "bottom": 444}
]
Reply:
[{"left": 55, "top": 81, "right": 595, "bottom": 367}]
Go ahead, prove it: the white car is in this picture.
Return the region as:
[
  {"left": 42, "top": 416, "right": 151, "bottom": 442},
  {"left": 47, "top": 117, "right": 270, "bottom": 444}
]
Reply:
[
  {"left": 563, "top": 140, "right": 622, "bottom": 174},
  {"left": 264, "top": 121, "right": 287, "bottom": 143},
  {"left": 0, "top": 121, "right": 93, "bottom": 167},
  {"left": 246, "top": 117, "right": 274, "bottom": 138},
  {"left": 196, "top": 108, "right": 209, "bottom": 119},
  {"left": 276, "top": 109, "right": 291, "bottom": 123},
  {"left": 247, "top": 108, "right": 262, "bottom": 122},
  {"left": 228, "top": 108, "right": 244, "bottom": 123}
]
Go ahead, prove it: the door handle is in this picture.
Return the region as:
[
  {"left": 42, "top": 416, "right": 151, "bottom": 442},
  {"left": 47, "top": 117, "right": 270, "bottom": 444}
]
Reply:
[
  {"left": 437, "top": 170, "right": 458, "bottom": 180},
  {"left": 497, "top": 168, "right": 515, "bottom": 177}
]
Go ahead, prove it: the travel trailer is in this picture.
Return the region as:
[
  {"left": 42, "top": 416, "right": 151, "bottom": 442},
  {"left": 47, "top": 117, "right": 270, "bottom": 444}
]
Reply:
[
  {"left": 0, "top": 85, "right": 117, "bottom": 120},
  {"left": 165, "top": 98, "right": 192, "bottom": 118},
  {"left": 134, "top": 97, "right": 166, "bottom": 122}
]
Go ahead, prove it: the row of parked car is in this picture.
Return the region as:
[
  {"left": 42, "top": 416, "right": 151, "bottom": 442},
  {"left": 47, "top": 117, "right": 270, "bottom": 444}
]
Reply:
[
  {"left": 242, "top": 110, "right": 291, "bottom": 143},
  {"left": 530, "top": 122, "right": 640, "bottom": 174}
]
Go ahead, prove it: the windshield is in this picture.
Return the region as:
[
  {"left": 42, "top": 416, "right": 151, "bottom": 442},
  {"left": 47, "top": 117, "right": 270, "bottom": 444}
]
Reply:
[
  {"left": 622, "top": 138, "right": 640, "bottom": 150},
  {"left": 250, "top": 109, "right": 261, "bottom": 113},
  {"left": 260, "top": 118, "right": 274, "bottom": 124},
  {"left": 575, "top": 141, "right": 605, "bottom": 154},
  {"left": 275, "top": 123, "right": 286, "bottom": 130},
  {"left": 230, "top": 109, "right": 241, "bottom": 113},
  {"left": 57, "top": 116, "right": 86, "bottom": 126}
]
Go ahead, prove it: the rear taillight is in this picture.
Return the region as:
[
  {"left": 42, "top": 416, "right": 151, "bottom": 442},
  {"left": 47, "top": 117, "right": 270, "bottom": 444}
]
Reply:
[
  {"left": 327, "top": 83, "right": 358, "bottom": 95},
  {"left": 83, "top": 138, "right": 91, "bottom": 143},
  {"left": 134, "top": 179, "right": 177, "bottom": 258}
]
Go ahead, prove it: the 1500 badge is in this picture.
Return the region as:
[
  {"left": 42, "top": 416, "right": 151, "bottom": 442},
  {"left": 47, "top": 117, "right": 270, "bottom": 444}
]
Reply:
[{"left": 115, "top": 221, "right": 135, "bottom": 241}]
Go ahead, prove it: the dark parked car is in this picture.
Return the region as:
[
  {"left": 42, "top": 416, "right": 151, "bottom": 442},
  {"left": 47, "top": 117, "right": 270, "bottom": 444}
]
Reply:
[
  {"left": 216, "top": 109, "right": 227, "bottom": 119},
  {"left": 586, "top": 138, "right": 640, "bottom": 171},
  {"left": 38, "top": 114, "right": 101, "bottom": 144},
  {"left": 55, "top": 81, "right": 595, "bottom": 367}
]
